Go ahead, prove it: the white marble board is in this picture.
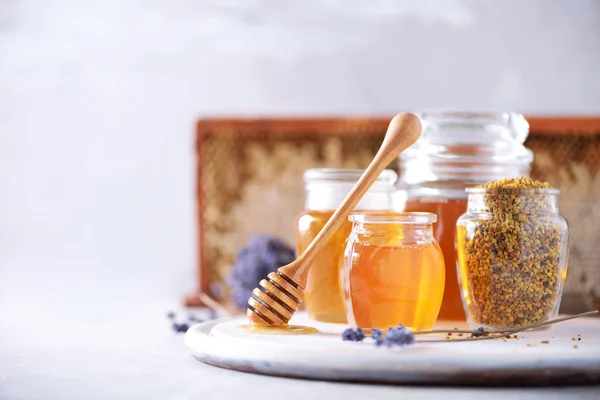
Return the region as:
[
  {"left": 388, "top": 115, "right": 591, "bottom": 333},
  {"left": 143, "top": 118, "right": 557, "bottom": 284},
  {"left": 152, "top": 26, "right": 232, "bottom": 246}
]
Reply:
[{"left": 185, "top": 312, "right": 600, "bottom": 385}]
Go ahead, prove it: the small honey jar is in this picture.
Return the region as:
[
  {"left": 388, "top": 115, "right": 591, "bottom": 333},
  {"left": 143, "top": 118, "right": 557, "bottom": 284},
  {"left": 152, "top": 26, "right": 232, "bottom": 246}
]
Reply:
[
  {"left": 342, "top": 212, "right": 445, "bottom": 331},
  {"left": 296, "top": 169, "right": 398, "bottom": 323}
]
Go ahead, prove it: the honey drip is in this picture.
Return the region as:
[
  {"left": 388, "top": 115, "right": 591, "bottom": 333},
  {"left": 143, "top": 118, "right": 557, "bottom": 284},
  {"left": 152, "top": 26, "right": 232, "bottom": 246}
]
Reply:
[{"left": 238, "top": 324, "right": 319, "bottom": 335}]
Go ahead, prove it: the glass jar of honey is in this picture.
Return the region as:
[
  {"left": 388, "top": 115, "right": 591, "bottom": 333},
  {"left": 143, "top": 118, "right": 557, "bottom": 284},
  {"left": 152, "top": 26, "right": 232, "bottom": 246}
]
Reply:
[
  {"left": 398, "top": 111, "right": 533, "bottom": 321},
  {"left": 342, "top": 212, "right": 445, "bottom": 331},
  {"left": 296, "top": 169, "right": 398, "bottom": 323}
]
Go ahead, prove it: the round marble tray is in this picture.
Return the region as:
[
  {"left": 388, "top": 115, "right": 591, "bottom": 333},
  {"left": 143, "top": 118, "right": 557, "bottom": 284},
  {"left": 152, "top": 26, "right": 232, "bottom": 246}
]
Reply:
[{"left": 185, "top": 312, "right": 600, "bottom": 385}]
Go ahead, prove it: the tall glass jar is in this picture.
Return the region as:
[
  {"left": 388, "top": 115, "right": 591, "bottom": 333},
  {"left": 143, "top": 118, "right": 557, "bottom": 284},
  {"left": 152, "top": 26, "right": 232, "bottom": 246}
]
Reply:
[
  {"left": 342, "top": 212, "right": 445, "bottom": 331},
  {"left": 399, "top": 111, "right": 534, "bottom": 321},
  {"left": 296, "top": 169, "right": 397, "bottom": 323},
  {"left": 456, "top": 188, "right": 569, "bottom": 329}
]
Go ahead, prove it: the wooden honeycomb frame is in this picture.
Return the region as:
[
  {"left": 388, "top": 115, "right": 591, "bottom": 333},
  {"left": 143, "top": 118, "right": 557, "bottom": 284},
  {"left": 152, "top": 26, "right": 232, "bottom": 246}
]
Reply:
[{"left": 187, "top": 117, "right": 600, "bottom": 314}]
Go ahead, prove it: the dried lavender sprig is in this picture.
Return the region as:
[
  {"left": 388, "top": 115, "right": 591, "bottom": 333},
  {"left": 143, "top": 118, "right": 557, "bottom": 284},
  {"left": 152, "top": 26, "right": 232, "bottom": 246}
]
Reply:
[
  {"left": 341, "top": 311, "right": 597, "bottom": 345},
  {"left": 413, "top": 310, "right": 598, "bottom": 343},
  {"left": 500, "top": 310, "right": 598, "bottom": 334},
  {"left": 413, "top": 329, "right": 485, "bottom": 335},
  {"left": 197, "top": 292, "right": 232, "bottom": 317},
  {"left": 420, "top": 335, "right": 506, "bottom": 343}
]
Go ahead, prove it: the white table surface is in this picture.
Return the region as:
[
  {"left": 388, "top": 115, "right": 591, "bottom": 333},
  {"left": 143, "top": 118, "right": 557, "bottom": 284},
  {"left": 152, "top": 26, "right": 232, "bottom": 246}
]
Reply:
[{"left": 2, "top": 304, "right": 600, "bottom": 400}]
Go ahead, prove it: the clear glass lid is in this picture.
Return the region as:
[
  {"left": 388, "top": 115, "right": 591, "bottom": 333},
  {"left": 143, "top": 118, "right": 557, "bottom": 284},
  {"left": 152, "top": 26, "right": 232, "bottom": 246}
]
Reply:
[{"left": 399, "top": 110, "right": 534, "bottom": 188}]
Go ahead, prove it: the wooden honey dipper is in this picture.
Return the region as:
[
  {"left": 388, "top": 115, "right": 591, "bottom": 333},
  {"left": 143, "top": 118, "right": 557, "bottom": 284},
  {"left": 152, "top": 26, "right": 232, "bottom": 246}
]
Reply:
[{"left": 247, "top": 113, "right": 422, "bottom": 326}]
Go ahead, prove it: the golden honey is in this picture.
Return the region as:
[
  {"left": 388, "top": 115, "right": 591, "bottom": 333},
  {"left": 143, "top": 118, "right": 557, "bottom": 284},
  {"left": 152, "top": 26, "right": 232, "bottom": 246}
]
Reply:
[
  {"left": 297, "top": 210, "right": 351, "bottom": 323},
  {"left": 343, "top": 212, "right": 445, "bottom": 331},
  {"left": 297, "top": 169, "right": 398, "bottom": 323},
  {"left": 404, "top": 198, "right": 468, "bottom": 321}
]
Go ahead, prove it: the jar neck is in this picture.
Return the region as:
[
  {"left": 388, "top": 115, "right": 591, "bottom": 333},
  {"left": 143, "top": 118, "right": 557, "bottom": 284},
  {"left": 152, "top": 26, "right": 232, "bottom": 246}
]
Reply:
[
  {"left": 398, "top": 163, "right": 532, "bottom": 192},
  {"left": 306, "top": 185, "right": 394, "bottom": 211},
  {"left": 401, "top": 181, "right": 472, "bottom": 200},
  {"left": 352, "top": 222, "right": 434, "bottom": 243},
  {"left": 303, "top": 169, "right": 397, "bottom": 211}
]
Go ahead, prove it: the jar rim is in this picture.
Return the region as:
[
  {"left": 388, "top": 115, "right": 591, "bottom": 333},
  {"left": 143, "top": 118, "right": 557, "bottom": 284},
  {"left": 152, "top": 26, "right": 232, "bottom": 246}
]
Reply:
[
  {"left": 348, "top": 211, "right": 437, "bottom": 224},
  {"left": 466, "top": 187, "right": 560, "bottom": 195},
  {"left": 304, "top": 168, "right": 397, "bottom": 185}
]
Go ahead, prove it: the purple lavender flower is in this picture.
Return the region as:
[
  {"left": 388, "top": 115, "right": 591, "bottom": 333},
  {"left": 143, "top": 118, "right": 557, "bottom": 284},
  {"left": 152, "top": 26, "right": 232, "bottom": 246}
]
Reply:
[
  {"left": 372, "top": 328, "right": 384, "bottom": 347},
  {"left": 347, "top": 326, "right": 414, "bottom": 348},
  {"left": 172, "top": 322, "right": 190, "bottom": 333},
  {"left": 166, "top": 311, "right": 215, "bottom": 334},
  {"left": 342, "top": 328, "right": 366, "bottom": 342},
  {"left": 472, "top": 327, "right": 487, "bottom": 337},
  {"left": 383, "top": 326, "right": 415, "bottom": 347},
  {"left": 227, "top": 235, "right": 295, "bottom": 310}
]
